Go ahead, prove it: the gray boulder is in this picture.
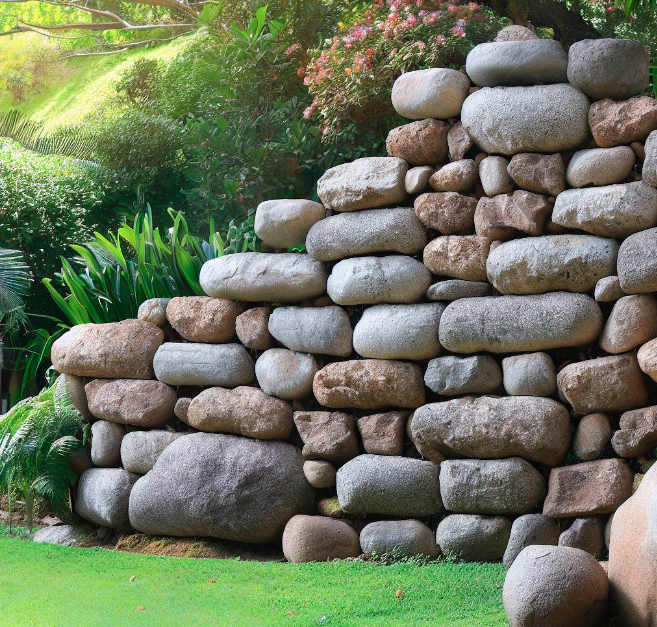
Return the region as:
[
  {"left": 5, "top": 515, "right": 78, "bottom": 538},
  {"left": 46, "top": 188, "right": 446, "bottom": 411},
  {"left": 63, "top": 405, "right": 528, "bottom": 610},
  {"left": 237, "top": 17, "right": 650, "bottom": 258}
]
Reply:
[
  {"left": 566, "top": 147, "right": 636, "bottom": 188},
  {"left": 426, "top": 280, "right": 492, "bottom": 301},
  {"left": 255, "top": 349, "right": 318, "bottom": 400},
  {"left": 120, "top": 430, "right": 183, "bottom": 475},
  {"left": 643, "top": 130, "right": 657, "bottom": 187},
  {"left": 336, "top": 454, "right": 441, "bottom": 517},
  {"left": 503, "top": 514, "right": 560, "bottom": 567},
  {"left": 552, "top": 182, "right": 657, "bottom": 238},
  {"left": 479, "top": 156, "right": 514, "bottom": 196},
  {"left": 559, "top": 518, "right": 605, "bottom": 557},
  {"left": 137, "top": 298, "right": 170, "bottom": 328},
  {"left": 461, "top": 84, "right": 590, "bottom": 155},
  {"left": 391, "top": 68, "right": 470, "bottom": 120},
  {"left": 360, "top": 520, "right": 437, "bottom": 558},
  {"left": 411, "top": 396, "right": 570, "bottom": 467},
  {"left": 316, "top": 157, "right": 407, "bottom": 212},
  {"left": 33, "top": 524, "right": 97, "bottom": 547},
  {"left": 200, "top": 253, "right": 327, "bottom": 303},
  {"left": 437, "top": 514, "right": 511, "bottom": 562},
  {"left": 153, "top": 343, "right": 254, "bottom": 387},
  {"left": 440, "top": 458, "right": 546, "bottom": 516},
  {"left": 617, "top": 227, "right": 657, "bottom": 294},
  {"left": 599, "top": 294, "right": 657, "bottom": 354},
  {"left": 327, "top": 256, "right": 431, "bottom": 305},
  {"left": 305, "top": 207, "right": 428, "bottom": 262},
  {"left": 91, "top": 420, "right": 125, "bottom": 468},
  {"left": 254, "top": 199, "right": 325, "bottom": 248},
  {"left": 128, "top": 433, "right": 315, "bottom": 543},
  {"left": 573, "top": 413, "right": 612, "bottom": 462},
  {"left": 502, "top": 352, "right": 557, "bottom": 397},
  {"left": 423, "top": 355, "right": 501, "bottom": 397},
  {"left": 268, "top": 306, "right": 352, "bottom": 357},
  {"left": 282, "top": 515, "right": 360, "bottom": 563},
  {"left": 595, "top": 276, "right": 625, "bottom": 302},
  {"left": 487, "top": 235, "right": 619, "bottom": 295},
  {"left": 568, "top": 38, "right": 649, "bottom": 100},
  {"left": 353, "top": 303, "right": 444, "bottom": 361},
  {"left": 405, "top": 166, "right": 434, "bottom": 194},
  {"left": 77, "top": 468, "right": 139, "bottom": 532},
  {"left": 495, "top": 25, "right": 538, "bottom": 42},
  {"left": 466, "top": 40, "right": 567, "bottom": 87},
  {"left": 303, "top": 460, "right": 336, "bottom": 489},
  {"left": 439, "top": 293, "right": 603, "bottom": 354}
]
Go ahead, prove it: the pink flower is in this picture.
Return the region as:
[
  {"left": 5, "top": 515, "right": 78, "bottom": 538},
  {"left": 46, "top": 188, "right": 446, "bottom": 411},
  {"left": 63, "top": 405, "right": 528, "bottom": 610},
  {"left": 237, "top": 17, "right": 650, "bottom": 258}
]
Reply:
[
  {"left": 284, "top": 42, "right": 302, "bottom": 55},
  {"left": 451, "top": 26, "right": 466, "bottom": 37},
  {"left": 447, "top": 4, "right": 458, "bottom": 12},
  {"left": 469, "top": 2, "right": 479, "bottom": 9},
  {"left": 366, "top": 48, "right": 375, "bottom": 55},
  {"left": 354, "top": 65, "right": 362, "bottom": 72},
  {"left": 436, "top": 34, "right": 446, "bottom": 44},
  {"left": 303, "top": 106, "right": 315, "bottom": 120},
  {"left": 416, "top": 40, "right": 426, "bottom": 50}
]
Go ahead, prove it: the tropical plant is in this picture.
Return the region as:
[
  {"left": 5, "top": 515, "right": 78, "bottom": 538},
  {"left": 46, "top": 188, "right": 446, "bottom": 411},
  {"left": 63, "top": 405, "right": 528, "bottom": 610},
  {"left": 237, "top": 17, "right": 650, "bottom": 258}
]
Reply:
[{"left": 0, "top": 376, "right": 87, "bottom": 531}]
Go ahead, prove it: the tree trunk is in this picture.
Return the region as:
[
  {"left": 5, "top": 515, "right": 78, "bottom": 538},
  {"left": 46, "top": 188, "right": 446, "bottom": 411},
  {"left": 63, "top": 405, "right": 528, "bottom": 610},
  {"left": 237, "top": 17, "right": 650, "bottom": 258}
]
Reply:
[
  {"left": 482, "top": 0, "right": 602, "bottom": 47},
  {"left": 25, "top": 489, "right": 34, "bottom": 532}
]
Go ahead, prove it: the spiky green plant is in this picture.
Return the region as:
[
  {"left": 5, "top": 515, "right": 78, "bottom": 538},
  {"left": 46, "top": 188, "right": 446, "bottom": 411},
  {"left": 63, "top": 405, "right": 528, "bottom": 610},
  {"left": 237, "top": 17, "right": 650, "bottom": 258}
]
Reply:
[
  {"left": 0, "top": 376, "right": 88, "bottom": 531},
  {"left": 0, "top": 248, "right": 30, "bottom": 337}
]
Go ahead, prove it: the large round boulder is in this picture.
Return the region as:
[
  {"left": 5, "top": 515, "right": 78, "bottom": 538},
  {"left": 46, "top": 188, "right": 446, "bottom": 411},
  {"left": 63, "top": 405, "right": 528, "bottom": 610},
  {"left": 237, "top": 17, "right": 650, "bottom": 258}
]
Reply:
[
  {"left": 437, "top": 514, "right": 511, "bottom": 562},
  {"left": 360, "top": 520, "right": 437, "bottom": 558},
  {"left": 77, "top": 468, "right": 139, "bottom": 532},
  {"left": 255, "top": 349, "right": 318, "bottom": 400},
  {"left": 282, "top": 515, "right": 360, "bottom": 563},
  {"left": 254, "top": 199, "right": 325, "bottom": 248},
  {"left": 128, "top": 433, "right": 315, "bottom": 543},
  {"left": 617, "top": 227, "right": 657, "bottom": 294},
  {"left": 90, "top": 420, "right": 125, "bottom": 467}
]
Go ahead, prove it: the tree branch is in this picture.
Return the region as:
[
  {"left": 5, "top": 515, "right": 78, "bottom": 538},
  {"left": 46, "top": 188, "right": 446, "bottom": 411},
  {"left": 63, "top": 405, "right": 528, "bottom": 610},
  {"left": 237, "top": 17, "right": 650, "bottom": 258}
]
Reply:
[{"left": 54, "top": 34, "right": 184, "bottom": 59}]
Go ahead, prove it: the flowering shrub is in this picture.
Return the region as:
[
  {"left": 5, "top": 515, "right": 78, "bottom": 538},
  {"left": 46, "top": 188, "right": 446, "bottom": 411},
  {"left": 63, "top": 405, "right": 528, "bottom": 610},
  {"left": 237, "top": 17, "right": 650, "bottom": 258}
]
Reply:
[{"left": 302, "top": 1, "right": 507, "bottom": 137}]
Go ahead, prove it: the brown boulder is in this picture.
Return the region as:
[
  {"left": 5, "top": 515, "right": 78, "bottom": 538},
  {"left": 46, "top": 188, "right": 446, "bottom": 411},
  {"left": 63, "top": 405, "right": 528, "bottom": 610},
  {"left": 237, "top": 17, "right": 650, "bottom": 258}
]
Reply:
[
  {"left": 557, "top": 353, "right": 649, "bottom": 414},
  {"left": 85, "top": 379, "right": 177, "bottom": 428},
  {"left": 543, "top": 459, "right": 633, "bottom": 518},
  {"left": 414, "top": 192, "right": 477, "bottom": 234},
  {"left": 612, "top": 406, "right": 657, "bottom": 458},
  {"left": 356, "top": 412, "right": 406, "bottom": 456},
  {"left": 235, "top": 307, "right": 273, "bottom": 350},
  {"left": 599, "top": 294, "right": 657, "bottom": 355},
  {"left": 573, "top": 413, "right": 612, "bottom": 461},
  {"left": 282, "top": 515, "right": 360, "bottom": 563},
  {"left": 589, "top": 95, "right": 657, "bottom": 148},
  {"left": 313, "top": 360, "right": 425, "bottom": 410},
  {"left": 386, "top": 119, "right": 449, "bottom": 166},
  {"left": 639, "top": 338, "right": 657, "bottom": 382},
  {"left": 166, "top": 297, "right": 241, "bottom": 343},
  {"left": 474, "top": 191, "right": 552, "bottom": 240},
  {"left": 51, "top": 320, "right": 164, "bottom": 379},
  {"left": 559, "top": 517, "right": 605, "bottom": 557},
  {"left": 423, "top": 235, "right": 491, "bottom": 281},
  {"left": 185, "top": 386, "right": 293, "bottom": 440},
  {"left": 293, "top": 411, "right": 359, "bottom": 463},
  {"left": 429, "top": 159, "right": 478, "bottom": 193},
  {"left": 507, "top": 153, "right": 566, "bottom": 196},
  {"left": 447, "top": 121, "right": 474, "bottom": 161}
]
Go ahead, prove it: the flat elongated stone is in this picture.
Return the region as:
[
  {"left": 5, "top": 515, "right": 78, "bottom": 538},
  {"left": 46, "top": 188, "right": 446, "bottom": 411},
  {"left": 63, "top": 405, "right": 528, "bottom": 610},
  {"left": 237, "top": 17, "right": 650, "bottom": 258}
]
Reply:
[
  {"left": 440, "top": 458, "right": 546, "bottom": 516},
  {"left": 461, "top": 84, "right": 590, "bottom": 155},
  {"left": 617, "top": 227, "right": 657, "bottom": 294},
  {"left": 200, "top": 253, "right": 327, "bottom": 303},
  {"left": 439, "top": 293, "right": 603, "bottom": 354},
  {"left": 153, "top": 343, "right": 255, "bottom": 387},
  {"left": 423, "top": 355, "right": 501, "bottom": 398},
  {"left": 336, "top": 454, "right": 441, "bottom": 516},
  {"left": 254, "top": 199, "right": 325, "bottom": 249},
  {"left": 552, "top": 182, "right": 657, "bottom": 238},
  {"left": 566, "top": 147, "right": 636, "bottom": 188},
  {"left": 317, "top": 157, "right": 407, "bottom": 212},
  {"left": 268, "top": 306, "right": 352, "bottom": 357},
  {"left": 411, "top": 396, "right": 570, "bottom": 467},
  {"left": 466, "top": 40, "right": 567, "bottom": 87},
  {"left": 426, "top": 279, "right": 492, "bottom": 301},
  {"left": 353, "top": 303, "right": 444, "bottom": 360},
  {"left": 305, "top": 207, "right": 427, "bottom": 262},
  {"left": 327, "top": 256, "right": 431, "bottom": 305},
  {"left": 486, "top": 235, "right": 619, "bottom": 294}
]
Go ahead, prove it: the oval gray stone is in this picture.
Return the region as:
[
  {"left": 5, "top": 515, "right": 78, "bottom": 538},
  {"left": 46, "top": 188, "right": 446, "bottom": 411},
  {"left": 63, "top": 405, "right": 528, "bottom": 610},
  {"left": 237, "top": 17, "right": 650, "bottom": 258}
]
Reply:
[
  {"left": 120, "top": 430, "right": 183, "bottom": 475},
  {"left": 566, "top": 147, "right": 636, "bottom": 188},
  {"left": 437, "top": 514, "right": 511, "bottom": 562},
  {"left": 255, "top": 348, "right": 318, "bottom": 400},
  {"left": 327, "top": 256, "right": 431, "bottom": 306},
  {"left": 503, "top": 514, "right": 560, "bottom": 568},
  {"left": 617, "top": 227, "right": 657, "bottom": 294},
  {"left": 77, "top": 468, "right": 139, "bottom": 532},
  {"left": 254, "top": 199, "right": 325, "bottom": 248},
  {"left": 411, "top": 396, "right": 570, "bottom": 467},
  {"left": 439, "top": 293, "right": 603, "bottom": 354},
  {"left": 486, "top": 235, "right": 619, "bottom": 294},
  {"left": 316, "top": 157, "right": 408, "bottom": 212},
  {"left": 91, "top": 420, "right": 125, "bottom": 468},
  {"left": 466, "top": 40, "right": 567, "bottom": 87},
  {"left": 423, "top": 355, "right": 501, "bottom": 397},
  {"left": 440, "top": 457, "right": 546, "bottom": 516},
  {"left": 153, "top": 343, "right": 255, "bottom": 387},
  {"left": 305, "top": 207, "right": 428, "bottom": 262},
  {"left": 360, "top": 520, "right": 437, "bottom": 558},
  {"left": 552, "top": 182, "right": 657, "bottom": 238},
  {"left": 268, "top": 306, "right": 352, "bottom": 357},
  {"left": 200, "top": 253, "right": 327, "bottom": 303},
  {"left": 461, "top": 84, "right": 590, "bottom": 155},
  {"left": 502, "top": 352, "right": 557, "bottom": 397},
  {"left": 568, "top": 38, "right": 649, "bottom": 100},
  {"left": 128, "top": 433, "right": 315, "bottom": 543},
  {"left": 426, "top": 280, "right": 492, "bottom": 301},
  {"left": 391, "top": 68, "right": 470, "bottom": 120},
  {"left": 595, "top": 276, "right": 625, "bottom": 302},
  {"left": 353, "top": 303, "right": 444, "bottom": 360},
  {"left": 336, "top": 454, "right": 441, "bottom": 517}
]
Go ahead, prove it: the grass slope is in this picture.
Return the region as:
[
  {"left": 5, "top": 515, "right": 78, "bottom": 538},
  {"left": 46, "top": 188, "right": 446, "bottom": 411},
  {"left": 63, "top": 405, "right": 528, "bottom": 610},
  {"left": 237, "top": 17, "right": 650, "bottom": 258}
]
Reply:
[{"left": 0, "top": 532, "right": 508, "bottom": 627}]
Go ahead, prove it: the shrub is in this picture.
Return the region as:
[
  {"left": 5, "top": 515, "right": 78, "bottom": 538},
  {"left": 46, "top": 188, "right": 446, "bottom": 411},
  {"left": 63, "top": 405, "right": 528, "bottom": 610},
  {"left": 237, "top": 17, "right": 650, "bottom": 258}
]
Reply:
[
  {"left": 115, "top": 58, "right": 165, "bottom": 108},
  {"left": 303, "top": 0, "right": 507, "bottom": 137}
]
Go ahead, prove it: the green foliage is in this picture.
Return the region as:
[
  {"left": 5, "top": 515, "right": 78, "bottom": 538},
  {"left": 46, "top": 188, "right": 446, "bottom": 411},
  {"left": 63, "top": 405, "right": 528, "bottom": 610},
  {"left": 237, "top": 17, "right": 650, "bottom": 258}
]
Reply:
[
  {"left": 44, "top": 207, "right": 259, "bottom": 326},
  {"left": 115, "top": 58, "right": 165, "bottom": 107},
  {"left": 0, "top": 377, "right": 88, "bottom": 530},
  {"left": 0, "top": 249, "right": 31, "bottom": 338}
]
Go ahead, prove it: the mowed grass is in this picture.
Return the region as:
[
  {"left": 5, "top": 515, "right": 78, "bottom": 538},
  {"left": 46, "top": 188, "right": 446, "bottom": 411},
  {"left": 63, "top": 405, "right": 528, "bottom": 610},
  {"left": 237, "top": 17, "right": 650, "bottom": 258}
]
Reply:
[{"left": 0, "top": 531, "right": 508, "bottom": 627}]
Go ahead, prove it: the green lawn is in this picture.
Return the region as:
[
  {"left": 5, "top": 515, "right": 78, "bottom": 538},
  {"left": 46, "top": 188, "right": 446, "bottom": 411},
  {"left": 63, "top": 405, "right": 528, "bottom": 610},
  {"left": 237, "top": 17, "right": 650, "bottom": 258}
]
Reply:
[{"left": 0, "top": 531, "right": 508, "bottom": 627}]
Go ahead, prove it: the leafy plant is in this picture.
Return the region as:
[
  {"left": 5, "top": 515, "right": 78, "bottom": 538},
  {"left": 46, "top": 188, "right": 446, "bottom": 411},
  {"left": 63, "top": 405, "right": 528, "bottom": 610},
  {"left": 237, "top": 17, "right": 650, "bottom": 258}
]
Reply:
[
  {"left": 0, "top": 249, "right": 30, "bottom": 339},
  {"left": 115, "top": 58, "right": 165, "bottom": 107}
]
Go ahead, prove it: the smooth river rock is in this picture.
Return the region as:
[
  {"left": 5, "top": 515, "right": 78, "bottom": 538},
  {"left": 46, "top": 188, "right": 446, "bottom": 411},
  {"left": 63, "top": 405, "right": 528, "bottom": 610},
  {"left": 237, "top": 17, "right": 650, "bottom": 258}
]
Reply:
[
  {"left": 566, "top": 147, "right": 636, "bottom": 188},
  {"left": 120, "top": 430, "right": 183, "bottom": 475},
  {"left": 166, "top": 296, "right": 240, "bottom": 343},
  {"left": 255, "top": 349, "right": 318, "bottom": 400},
  {"left": 461, "top": 84, "right": 590, "bottom": 155},
  {"left": 282, "top": 515, "right": 360, "bottom": 563},
  {"left": 439, "top": 293, "right": 603, "bottom": 354},
  {"left": 423, "top": 355, "right": 501, "bottom": 398},
  {"left": 305, "top": 207, "right": 427, "bottom": 262},
  {"left": 502, "top": 352, "right": 557, "bottom": 397},
  {"left": 360, "top": 520, "right": 437, "bottom": 558},
  {"left": 503, "top": 514, "right": 560, "bottom": 567},
  {"left": 77, "top": 468, "right": 138, "bottom": 532},
  {"left": 254, "top": 199, "right": 325, "bottom": 248},
  {"left": 128, "top": 433, "right": 315, "bottom": 543},
  {"left": 486, "top": 235, "right": 619, "bottom": 294},
  {"left": 437, "top": 514, "right": 511, "bottom": 562},
  {"left": 90, "top": 420, "right": 125, "bottom": 467},
  {"left": 599, "top": 294, "right": 657, "bottom": 354},
  {"left": 410, "top": 396, "right": 570, "bottom": 467},
  {"left": 617, "top": 227, "right": 657, "bottom": 294}
]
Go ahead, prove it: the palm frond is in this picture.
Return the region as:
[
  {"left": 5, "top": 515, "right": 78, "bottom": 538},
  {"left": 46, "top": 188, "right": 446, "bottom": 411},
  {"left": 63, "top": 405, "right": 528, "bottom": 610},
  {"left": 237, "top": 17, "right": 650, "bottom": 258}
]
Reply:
[{"left": 0, "top": 249, "right": 31, "bottom": 318}]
